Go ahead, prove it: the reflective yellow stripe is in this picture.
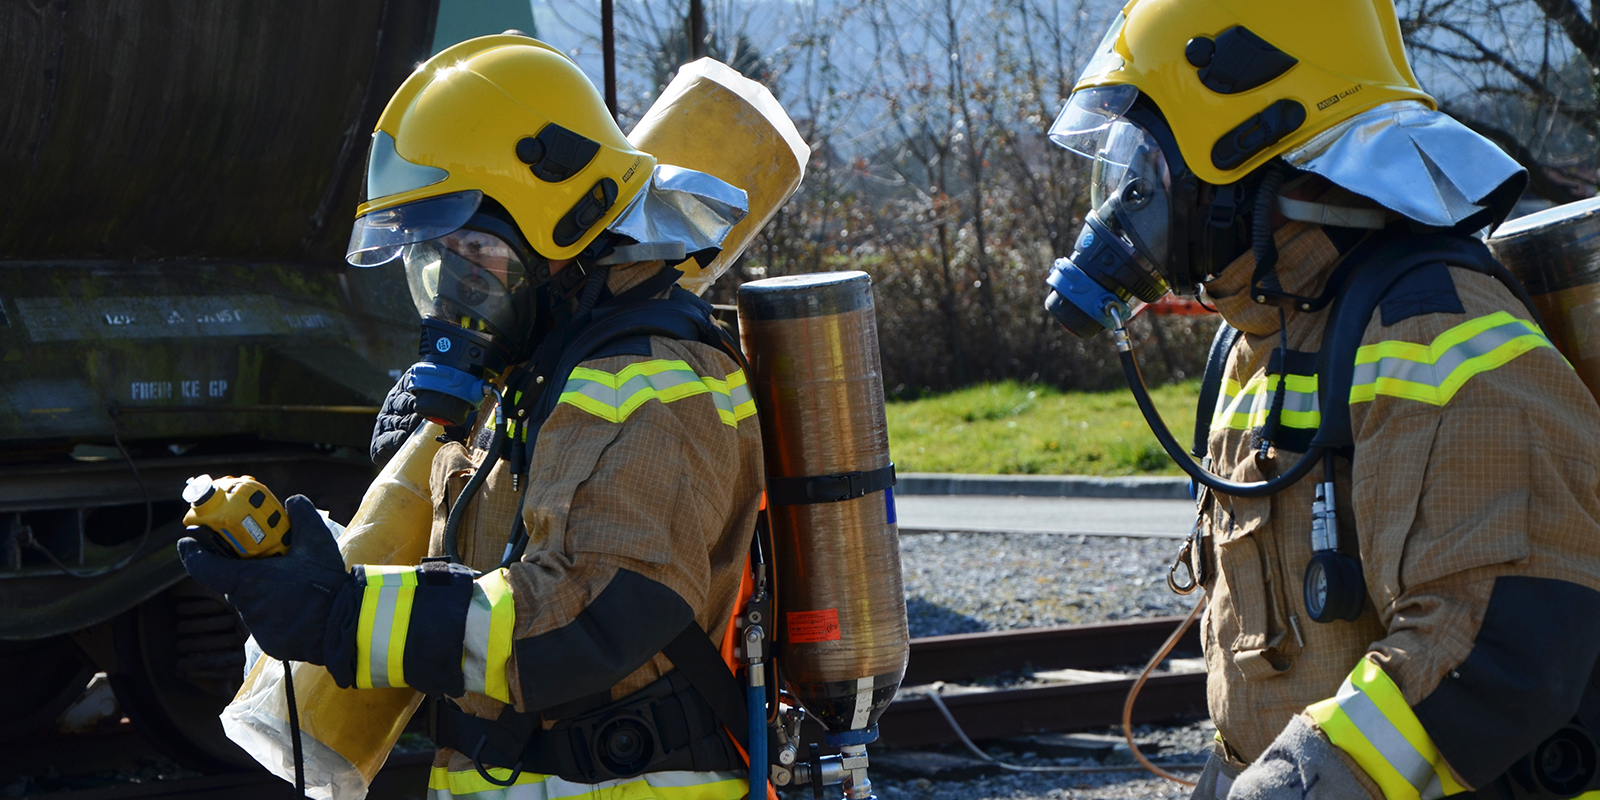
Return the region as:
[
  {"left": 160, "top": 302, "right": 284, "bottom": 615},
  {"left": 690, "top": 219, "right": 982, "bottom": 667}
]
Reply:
[
  {"left": 1350, "top": 312, "right": 1557, "bottom": 406},
  {"left": 1306, "top": 659, "right": 1466, "bottom": 800},
  {"left": 462, "top": 568, "right": 516, "bottom": 703},
  {"left": 355, "top": 565, "right": 416, "bottom": 689},
  {"left": 427, "top": 766, "right": 747, "bottom": 800},
  {"left": 1211, "top": 373, "right": 1321, "bottom": 431},
  {"left": 560, "top": 359, "right": 755, "bottom": 427}
]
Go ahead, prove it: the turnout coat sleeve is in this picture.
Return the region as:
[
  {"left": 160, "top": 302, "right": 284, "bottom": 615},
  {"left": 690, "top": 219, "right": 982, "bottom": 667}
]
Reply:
[
  {"left": 427, "top": 335, "right": 765, "bottom": 718},
  {"left": 1337, "top": 268, "right": 1600, "bottom": 789}
]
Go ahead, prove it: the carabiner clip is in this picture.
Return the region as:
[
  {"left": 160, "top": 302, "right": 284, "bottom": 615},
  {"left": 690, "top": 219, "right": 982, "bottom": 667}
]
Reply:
[
  {"left": 1167, "top": 539, "right": 1199, "bottom": 595},
  {"left": 1167, "top": 520, "right": 1204, "bottom": 595}
]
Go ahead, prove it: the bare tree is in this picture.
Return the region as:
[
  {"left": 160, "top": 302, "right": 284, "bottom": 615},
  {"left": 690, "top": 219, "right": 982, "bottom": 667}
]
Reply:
[{"left": 1402, "top": 0, "right": 1600, "bottom": 202}]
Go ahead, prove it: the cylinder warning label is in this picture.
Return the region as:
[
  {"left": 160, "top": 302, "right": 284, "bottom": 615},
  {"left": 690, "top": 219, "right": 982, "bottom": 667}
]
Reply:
[{"left": 787, "top": 609, "right": 841, "bottom": 643}]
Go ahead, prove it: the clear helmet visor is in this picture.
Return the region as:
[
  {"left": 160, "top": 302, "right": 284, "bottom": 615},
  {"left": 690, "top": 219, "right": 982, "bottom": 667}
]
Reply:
[
  {"left": 346, "top": 190, "right": 484, "bottom": 267},
  {"left": 1048, "top": 84, "right": 1138, "bottom": 159},
  {"left": 401, "top": 229, "right": 530, "bottom": 335}
]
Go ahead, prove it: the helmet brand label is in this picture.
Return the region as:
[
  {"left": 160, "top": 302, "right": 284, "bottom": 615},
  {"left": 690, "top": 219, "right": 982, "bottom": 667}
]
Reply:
[
  {"left": 787, "top": 608, "right": 841, "bottom": 643},
  {"left": 1318, "top": 84, "right": 1363, "bottom": 112},
  {"left": 436, "top": 337, "right": 452, "bottom": 353},
  {"left": 622, "top": 156, "right": 641, "bottom": 183}
]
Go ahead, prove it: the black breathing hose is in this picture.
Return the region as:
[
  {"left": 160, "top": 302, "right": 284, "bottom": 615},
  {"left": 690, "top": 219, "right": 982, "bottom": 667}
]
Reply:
[
  {"left": 1110, "top": 310, "right": 1323, "bottom": 498},
  {"left": 1251, "top": 165, "right": 1287, "bottom": 279},
  {"left": 443, "top": 421, "right": 509, "bottom": 564}
]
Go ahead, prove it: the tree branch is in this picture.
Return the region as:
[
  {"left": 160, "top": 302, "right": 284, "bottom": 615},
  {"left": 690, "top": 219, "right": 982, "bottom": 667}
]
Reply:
[{"left": 1529, "top": 0, "right": 1600, "bottom": 70}]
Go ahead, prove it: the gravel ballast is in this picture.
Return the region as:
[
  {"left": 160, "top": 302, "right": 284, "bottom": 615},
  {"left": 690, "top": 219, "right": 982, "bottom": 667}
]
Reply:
[
  {"left": 876, "top": 529, "right": 1211, "bottom": 799},
  {"left": 900, "top": 531, "right": 1200, "bottom": 638}
]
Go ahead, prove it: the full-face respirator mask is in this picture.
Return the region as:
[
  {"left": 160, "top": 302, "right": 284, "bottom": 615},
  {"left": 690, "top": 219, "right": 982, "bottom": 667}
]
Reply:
[
  {"left": 348, "top": 190, "right": 550, "bottom": 427},
  {"left": 1043, "top": 86, "right": 1250, "bottom": 338}
]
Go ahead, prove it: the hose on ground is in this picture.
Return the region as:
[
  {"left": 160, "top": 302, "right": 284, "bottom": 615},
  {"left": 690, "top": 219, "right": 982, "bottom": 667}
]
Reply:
[
  {"left": 1122, "top": 596, "right": 1208, "bottom": 787},
  {"left": 925, "top": 668, "right": 1207, "bottom": 774}
]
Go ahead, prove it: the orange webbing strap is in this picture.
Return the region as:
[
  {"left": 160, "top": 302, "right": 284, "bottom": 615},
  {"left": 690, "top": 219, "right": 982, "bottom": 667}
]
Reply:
[{"left": 719, "top": 553, "right": 756, "bottom": 673}]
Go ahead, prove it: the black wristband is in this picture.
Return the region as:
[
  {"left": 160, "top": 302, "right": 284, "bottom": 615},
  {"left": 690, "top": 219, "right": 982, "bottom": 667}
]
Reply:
[{"left": 403, "top": 560, "right": 477, "bottom": 697}]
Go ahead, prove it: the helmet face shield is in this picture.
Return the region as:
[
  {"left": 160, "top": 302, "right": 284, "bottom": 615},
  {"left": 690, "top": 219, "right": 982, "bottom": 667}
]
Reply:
[
  {"left": 346, "top": 190, "right": 483, "bottom": 267},
  {"left": 401, "top": 229, "right": 532, "bottom": 338}
]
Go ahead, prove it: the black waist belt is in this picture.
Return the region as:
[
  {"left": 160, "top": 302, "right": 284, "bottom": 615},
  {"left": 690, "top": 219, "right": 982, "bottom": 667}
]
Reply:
[{"left": 432, "top": 669, "right": 741, "bottom": 785}]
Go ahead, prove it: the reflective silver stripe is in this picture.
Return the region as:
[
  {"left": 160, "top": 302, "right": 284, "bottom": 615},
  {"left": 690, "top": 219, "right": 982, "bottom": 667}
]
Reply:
[
  {"left": 729, "top": 381, "right": 754, "bottom": 407},
  {"left": 1214, "top": 375, "right": 1320, "bottom": 430},
  {"left": 368, "top": 581, "right": 402, "bottom": 688},
  {"left": 564, "top": 368, "right": 702, "bottom": 408},
  {"left": 1352, "top": 318, "right": 1538, "bottom": 388},
  {"left": 462, "top": 582, "right": 492, "bottom": 695},
  {"left": 1333, "top": 680, "right": 1444, "bottom": 799}
]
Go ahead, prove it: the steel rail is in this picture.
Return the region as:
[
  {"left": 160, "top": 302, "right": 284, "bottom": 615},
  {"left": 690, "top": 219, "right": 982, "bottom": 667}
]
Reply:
[
  {"left": 881, "top": 673, "right": 1209, "bottom": 749},
  {"left": 904, "top": 614, "right": 1203, "bottom": 685}
]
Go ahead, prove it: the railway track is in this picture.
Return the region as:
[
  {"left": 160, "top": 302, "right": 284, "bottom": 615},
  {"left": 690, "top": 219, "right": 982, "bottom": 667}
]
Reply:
[{"left": 13, "top": 616, "right": 1207, "bottom": 799}]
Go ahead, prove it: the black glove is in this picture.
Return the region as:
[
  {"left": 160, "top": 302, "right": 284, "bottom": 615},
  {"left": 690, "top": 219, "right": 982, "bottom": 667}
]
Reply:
[
  {"left": 178, "top": 495, "right": 359, "bottom": 675},
  {"left": 371, "top": 372, "right": 471, "bottom": 466},
  {"left": 371, "top": 373, "right": 425, "bottom": 467}
]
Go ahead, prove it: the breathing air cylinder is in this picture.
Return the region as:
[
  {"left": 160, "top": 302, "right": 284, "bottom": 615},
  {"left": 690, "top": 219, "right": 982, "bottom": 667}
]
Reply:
[
  {"left": 220, "top": 423, "right": 444, "bottom": 800},
  {"left": 737, "top": 271, "right": 909, "bottom": 747},
  {"left": 1489, "top": 197, "right": 1600, "bottom": 400}
]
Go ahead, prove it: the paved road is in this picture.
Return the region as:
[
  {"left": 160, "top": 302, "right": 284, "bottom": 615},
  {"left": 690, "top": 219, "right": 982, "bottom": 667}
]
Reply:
[{"left": 895, "top": 494, "right": 1195, "bottom": 538}]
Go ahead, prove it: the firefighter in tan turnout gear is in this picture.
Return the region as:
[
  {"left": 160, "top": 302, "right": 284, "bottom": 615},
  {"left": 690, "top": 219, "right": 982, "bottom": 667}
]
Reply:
[
  {"left": 178, "top": 35, "right": 777, "bottom": 800},
  {"left": 1041, "top": 1, "right": 1600, "bottom": 798}
]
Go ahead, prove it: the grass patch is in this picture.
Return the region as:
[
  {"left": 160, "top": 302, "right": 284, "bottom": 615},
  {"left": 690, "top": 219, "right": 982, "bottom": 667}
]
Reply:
[{"left": 886, "top": 380, "right": 1200, "bottom": 476}]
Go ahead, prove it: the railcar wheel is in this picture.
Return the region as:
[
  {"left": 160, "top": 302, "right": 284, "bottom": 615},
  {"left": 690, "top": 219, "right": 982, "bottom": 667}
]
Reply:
[
  {"left": 111, "top": 578, "right": 258, "bottom": 772},
  {"left": 0, "top": 636, "right": 93, "bottom": 741}
]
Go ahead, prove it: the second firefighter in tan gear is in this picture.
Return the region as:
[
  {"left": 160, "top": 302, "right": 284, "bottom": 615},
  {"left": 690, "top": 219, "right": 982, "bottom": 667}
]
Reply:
[
  {"left": 1042, "top": 0, "right": 1600, "bottom": 797},
  {"left": 1196, "top": 212, "right": 1600, "bottom": 796}
]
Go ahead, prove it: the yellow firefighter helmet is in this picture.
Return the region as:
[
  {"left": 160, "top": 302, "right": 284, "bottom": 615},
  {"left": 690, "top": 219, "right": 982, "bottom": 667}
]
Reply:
[
  {"left": 1068, "top": 0, "right": 1433, "bottom": 187},
  {"left": 347, "top": 34, "right": 656, "bottom": 265}
]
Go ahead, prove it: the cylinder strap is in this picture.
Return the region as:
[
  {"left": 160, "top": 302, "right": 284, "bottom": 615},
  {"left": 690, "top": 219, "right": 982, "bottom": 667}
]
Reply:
[{"left": 766, "top": 463, "right": 896, "bottom": 506}]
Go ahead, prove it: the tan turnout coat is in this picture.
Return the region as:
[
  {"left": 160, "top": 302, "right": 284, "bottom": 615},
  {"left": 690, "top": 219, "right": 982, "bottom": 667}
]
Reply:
[
  {"left": 425, "top": 264, "right": 765, "bottom": 780},
  {"left": 1198, "top": 221, "right": 1600, "bottom": 794}
]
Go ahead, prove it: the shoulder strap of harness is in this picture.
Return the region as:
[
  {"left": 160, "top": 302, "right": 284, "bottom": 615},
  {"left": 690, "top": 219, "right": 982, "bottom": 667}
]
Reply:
[
  {"left": 1193, "top": 320, "right": 1242, "bottom": 459},
  {"left": 1310, "top": 231, "right": 1542, "bottom": 452}
]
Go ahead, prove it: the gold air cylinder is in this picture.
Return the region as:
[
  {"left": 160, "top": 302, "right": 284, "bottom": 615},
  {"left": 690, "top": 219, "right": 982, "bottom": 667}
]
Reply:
[
  {"left": 1489, "top": 197, "right": 1600, "bottom": 400},
  {"left": 221, "top": 423, "right": 444, "bottom": 800},
  {"left": 736, "top": 272, "right": 908, "bottom": 735},
  {"left": 628, "top": 57, "right": 810, "bottom": 296}
]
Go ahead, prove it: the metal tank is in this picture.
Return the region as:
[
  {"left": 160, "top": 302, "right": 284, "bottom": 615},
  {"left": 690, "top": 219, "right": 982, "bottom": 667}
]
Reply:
[
  {"left": 0, "top": 0, "right": 452, "bottom": 771},
  {"left": 1488, "top": 197, "right": 1600, "bottom": 399},
  {"left": 737, "top": 271, "right": 908, "bottom": 798}
]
